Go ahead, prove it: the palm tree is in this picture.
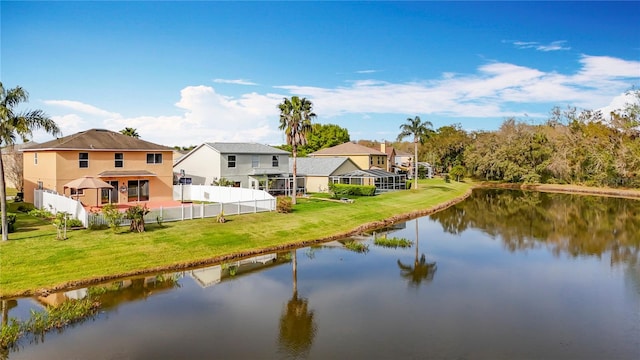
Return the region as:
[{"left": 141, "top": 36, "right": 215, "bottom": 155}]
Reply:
[
  {"left": 278, "top": 96, "right": 316, "bottom": 204},
  {"left": 119, "top": 127, "right": 140, "bottom": 138},
  {"left": 0, "top": 83, "right": 60, "bottom": 240},
  {"left": 397, "top": 116, "right": 433, "bottom": 190}
]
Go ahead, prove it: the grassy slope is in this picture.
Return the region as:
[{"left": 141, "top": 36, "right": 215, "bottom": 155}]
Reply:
[{"left": 0, "top": 179, "right": 471, "bottom": 297}]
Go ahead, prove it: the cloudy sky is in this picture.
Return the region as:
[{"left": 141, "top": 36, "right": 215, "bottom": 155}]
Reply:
[{"left": 2, "top": 1, "right": 639, "bottom": 147}]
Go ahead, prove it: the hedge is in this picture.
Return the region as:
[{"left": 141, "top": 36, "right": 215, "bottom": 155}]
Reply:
[{"left": 328, "top": 183, "right": 376, "bottom": 197}]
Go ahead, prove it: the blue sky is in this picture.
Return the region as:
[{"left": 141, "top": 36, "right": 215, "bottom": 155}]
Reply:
[{"left": 2, "top": 1, "right": 639, "bottom": 147}]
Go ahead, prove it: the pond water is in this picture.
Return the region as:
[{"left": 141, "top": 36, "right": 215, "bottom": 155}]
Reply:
[{"left": 2, "top": 189, "right": 639, "bottom": 359}]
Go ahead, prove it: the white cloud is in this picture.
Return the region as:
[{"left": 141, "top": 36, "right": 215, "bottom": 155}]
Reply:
[
  {"left": 34, "top": 55, "right": 639, "bottom": 146},
  {"left": 43, "top": 100, "right": 121, "bottom": 118},
  {"left": 212, "top": 79, "right": 258, "bottom": 85},
  {"left": 356, "top": 69, "right": 380, "bottom": 74},
  {"left": 509, "top": 40, "right": 570, "bottom": 52}
]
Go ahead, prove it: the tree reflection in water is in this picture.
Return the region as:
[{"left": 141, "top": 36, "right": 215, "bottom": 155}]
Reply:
[
  {"left": 398, "top": 219, "right": 437, "bottom": 287},
  {"left": 430, "top": 188, "right": 640, "bottom": 266},
  {"left": 278, "top": 249, "right": 316, "bottom": 358}
]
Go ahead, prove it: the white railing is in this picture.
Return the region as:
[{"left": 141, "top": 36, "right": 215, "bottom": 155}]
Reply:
[
  {"left": 35, "top": 189, "right": 89, "bottom": 227},
  {"left": 173, "top": 184, "right": 275, "bottom": 204},
  {"left": 34, "top": 185, "right": 275, "bottom": 229}
]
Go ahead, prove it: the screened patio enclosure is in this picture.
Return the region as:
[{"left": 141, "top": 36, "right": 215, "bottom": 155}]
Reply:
[{"left": 329, "top": 169, "right": 407, "bottom": 192}]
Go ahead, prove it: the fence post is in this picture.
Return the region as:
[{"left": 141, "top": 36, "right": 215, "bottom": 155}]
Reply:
[
  {"left": 181, "top": 204, "right": 184, "bottom": 221},
  {"left": 237, "top": 200, "right": 241, "bottom": 215},
  {"left": 221, "top": 202, "right": 224, "bottom": 217},
  {"left": 191, "top": 203, "right": 194, "bottom": 220},
  {"left": 201, "top": 202, "right": 204, "bottom": 219},
  {"left": 160, "top": 206, "right": 163, "bottom": 221},
  {"left": 254, "top": 199, "right": 257, "bottom": 213}
]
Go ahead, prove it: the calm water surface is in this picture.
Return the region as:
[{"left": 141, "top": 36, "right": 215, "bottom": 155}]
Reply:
[{"left": 3, "top": 189, "right": 639, "bottom": 359}]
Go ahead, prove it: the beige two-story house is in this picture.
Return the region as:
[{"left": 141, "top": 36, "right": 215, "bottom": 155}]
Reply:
[
  {"left": 308, "top": 142, "right": 387, "bottom": 170},
  {"left": 22, "top": 129, "right": 175, "bottom": 207}
]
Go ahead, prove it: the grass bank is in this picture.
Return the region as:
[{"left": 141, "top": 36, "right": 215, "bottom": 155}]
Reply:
[{"left": 0, "top": 179, "right": 471, "bottom": 298}]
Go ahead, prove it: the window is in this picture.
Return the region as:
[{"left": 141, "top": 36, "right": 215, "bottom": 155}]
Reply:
[
  {"left": 115, "top": 153, "right": 124, "bottom": 168},
  {"left": 70, "top": 188, "right": 84, "bottom": 196},
  {"left": 34, "top": 153, "right": 38, "bottom": 165},
  {"left": 146, "top": 153, "right": 163, "bottom": 164},
  {"left": 228, "top": 155, "right": 236, "bottom": 168},
  {"left": 79, "top": 152, "right": 89, "bottom": 168},
  {"left": 272, "top": 156, "right": 279, "bottom": 167},
  {"left": 252, "top": 155, "right": 259, "bottom": 168}
]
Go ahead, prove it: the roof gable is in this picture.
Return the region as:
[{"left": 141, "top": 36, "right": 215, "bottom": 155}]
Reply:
[
  {"left": 309, "top": 142, "right": 386, "bottom": 156},
  {"left": 291, "top": 157, "right": 359, "bottom": 176},
  {"left": 22, "top": 129, "right": 173, "bottom": 151}
]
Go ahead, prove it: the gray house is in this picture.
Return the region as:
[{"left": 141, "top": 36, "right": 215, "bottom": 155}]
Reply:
[{"left": 173, "top": 142, "right": 290, "bottom": 189}]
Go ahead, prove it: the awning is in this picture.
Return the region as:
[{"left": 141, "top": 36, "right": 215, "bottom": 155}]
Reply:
[{"left": 98, "top": 170, "right": 157, "bottom": 177}]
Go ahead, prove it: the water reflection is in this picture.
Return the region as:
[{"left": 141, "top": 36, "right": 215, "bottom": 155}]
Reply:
[
  {"left": 397, "top": 220, "right": 437, "bottom": 287},
  {"left": 2, "top": 190, "right": 639, "bottom": 359},
  {"left": 430, "top": 188, "right": 640, "bottom": 265},
  {"left": 278, "top": 250, "right": 317, "bottom": 358}
]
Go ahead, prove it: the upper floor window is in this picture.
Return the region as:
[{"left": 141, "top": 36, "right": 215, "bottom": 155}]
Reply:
[
  {"left": 115, "top": 153, "right": 124, "bottom": 168},
  {"left": 79, "top": 152, "right": 89, "bottom": 168},
  {"left": 252, "top": 155, "right": 259, "bottom": 168},
  {"left": 228, "top": 155, "right": 236, "bottom": 168},
  {"left": 272, "top": 156, "right": 279, "bottom": 167},
  {"left": 34, "top": 153, "right": 38, "bottom": 165},
  {"left": 146, "top": 153, "right": 163, "bottom": 164}
]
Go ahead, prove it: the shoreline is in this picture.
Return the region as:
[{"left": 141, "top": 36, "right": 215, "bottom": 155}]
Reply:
[
  {"left": 29, "top": 189, "right": 474, "bottom": 299},
  {"left": 5, "top": 182, "right": 639, "bottom": 299}
]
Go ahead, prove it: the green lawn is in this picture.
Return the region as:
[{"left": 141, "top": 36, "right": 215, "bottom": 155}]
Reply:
[{"left": 0, "top": 179, "right": 471, "bottom": 297}]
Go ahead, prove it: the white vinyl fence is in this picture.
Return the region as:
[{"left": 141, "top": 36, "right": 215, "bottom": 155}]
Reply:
[{"left": 34, "top": 185, "right": 275, "bottom": 228}]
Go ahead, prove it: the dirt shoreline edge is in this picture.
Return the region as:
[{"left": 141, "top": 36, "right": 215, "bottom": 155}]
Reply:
[
  {"left": 15, "top": 183, "right": 640, "bottom": 298},
  {"left": 24, "top": 189, "right": 476, "bottom": 299}
]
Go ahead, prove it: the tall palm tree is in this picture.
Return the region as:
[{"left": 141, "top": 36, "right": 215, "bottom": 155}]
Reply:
[
  {"left": 397, "top": 116, "right": 433, "bottom": 190},
  {"left": 0, "top": 83, "right": 60, "bottom": 240},
  {"left": 278, "top": 96, "right": 316, "bottom": 204},
  {"left": 119, "top": 127, "right": 140, "bottom": 138}
]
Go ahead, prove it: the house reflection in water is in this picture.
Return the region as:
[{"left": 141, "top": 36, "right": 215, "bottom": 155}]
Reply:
[{"left": 190, "top": 253, "right": 280, "bottom": 288}]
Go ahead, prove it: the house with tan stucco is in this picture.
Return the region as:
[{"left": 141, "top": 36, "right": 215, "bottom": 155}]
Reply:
[
  {"left": 308, "top": 142, "right": 387, "bottom": 170},
  {"left": 22, "top": 129, "right": 175, "bottom": 207}
]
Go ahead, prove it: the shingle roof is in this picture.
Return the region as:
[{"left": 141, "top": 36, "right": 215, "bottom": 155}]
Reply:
[
  {"left": 290, "top": 157, "right": 356, "bottom": 176},
  {"left": 22, "top": 129, "right": 173, "bottom": 151},
  {"left": 309, "top": 142, "right": 386, "bottom": 156},
  {"left": 205, "top": 142, "right": 290, "bottom": 155}
]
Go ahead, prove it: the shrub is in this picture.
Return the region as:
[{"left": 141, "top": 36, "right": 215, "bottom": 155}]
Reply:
[
  {"left": 67, "top": 218, "right": 84, "bottom": 228},
  {"left": 276, "top": 196, "right": 292, "bottom": 213},
  {"left": 101, "top": 204, "right": 124, "bottom": 232},
  {"left": 0, "top": 213, "right": 17, "bottom": 233},
  {"left": 52, "top": 212, "right": 71, "bottom": 240},
  {"left": 28, "top": 208, "right": 53, "bottom": 219},
  {"left": 16, "top": 203, "right": 34, "bottom": 213},
  {"left": 125, "top": 204, "right": 150, "bottom": 232},
  {"left": 328, "top": 183, "right": 376, "bottom": 198}
]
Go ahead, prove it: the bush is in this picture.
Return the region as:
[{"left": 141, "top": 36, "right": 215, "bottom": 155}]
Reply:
[
  {"left": 0, "top": 213, "right": 17, "bottom": 233},
  {"left": 276, "top": 196, "right": 292, "bottom": 213},
  {"left": 125, "top": 204, "right": 150, "bottom": 232},
  {"left": 28, "top": 208, "right": 53, "bottom": 219},
  {"left": 328, "top": 183, "right": 376, "bottom": 198},
  {"left": 16, "top": 203, "right": 35, "bottom": 213},
  {"left": 101, "top": 204, "right": 124, "bottom": 231}
]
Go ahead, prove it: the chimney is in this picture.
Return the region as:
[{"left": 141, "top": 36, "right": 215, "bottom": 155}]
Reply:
[{"left": 380, "top": 142, "right": 386, "bottom": 153}]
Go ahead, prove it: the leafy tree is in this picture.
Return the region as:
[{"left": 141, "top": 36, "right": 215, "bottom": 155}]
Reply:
[
  {"left": 119, "top": 127, "right": 140, "bottom": 138},
  {"left": 397, "top": 116, "right": 433, "bottom": 190},
  {"left": 426, "top": 124, "right": 470, "bottom": 174},
  {"left": 449, "top": 165, "right": 466, "bottom": 181},
  {"left": 278, "top": 96, "right": 316, "bottom": 204},
  {"left": 0, "top": 83, "right": 61, "bottom": 240},
  {"left": 276, "top": 123, "right": 349, "bottom": 156}
]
